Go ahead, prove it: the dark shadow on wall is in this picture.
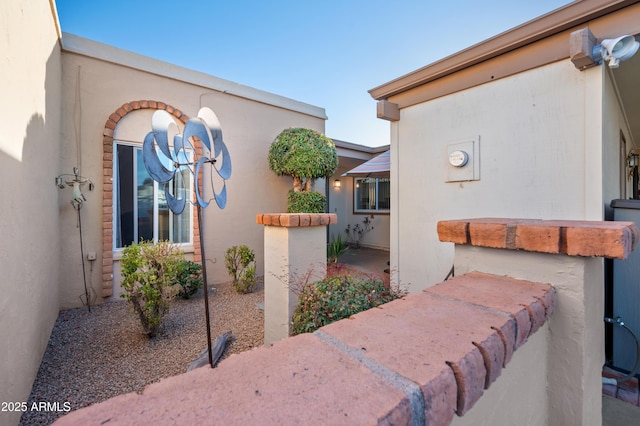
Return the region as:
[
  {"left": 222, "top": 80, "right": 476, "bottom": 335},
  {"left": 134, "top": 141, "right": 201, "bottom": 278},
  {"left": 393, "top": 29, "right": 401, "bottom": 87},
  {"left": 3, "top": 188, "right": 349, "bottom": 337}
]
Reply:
[{"left": 0, "top": 38, "right": 64, "bottom": 426}]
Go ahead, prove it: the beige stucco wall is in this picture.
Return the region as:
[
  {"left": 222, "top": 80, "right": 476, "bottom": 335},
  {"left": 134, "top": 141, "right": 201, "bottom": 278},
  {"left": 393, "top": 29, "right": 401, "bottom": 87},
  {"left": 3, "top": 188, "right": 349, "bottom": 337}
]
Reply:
[
  {"left": 602, "top": 66, "right": 635, "bottom": 207},
  {"left": 59, "top": 35, "right": 327, "bottom": 307},
  {"left": 263, "top": 224, "right": 327, "bottom": 345},
  {"left": 451, "top": 323, "right": 550, "bottom": 426},
  {"left": 390, "top": 60, "right": 624, "bottom": 292},
  {"left": 0, "top": 1, "right": 62, "bottom": 424},
  {"left": 454, "top": 245, "right": 605, "bottom": 426}
]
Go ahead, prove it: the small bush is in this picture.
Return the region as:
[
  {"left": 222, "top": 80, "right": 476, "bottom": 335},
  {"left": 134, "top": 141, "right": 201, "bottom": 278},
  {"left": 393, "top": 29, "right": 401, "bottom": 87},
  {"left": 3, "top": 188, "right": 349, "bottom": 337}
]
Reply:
[
  {"left": 224, "top": 245, "right": 257, "bottom": 293},
  {"left": 291, "top": 273, "right": 405, "bottom": 335},
  {"left": 120, "top": 240, "right": 183, "bottom": 337},
  {"left": 287, "top": 190, "right": 326, "bottom": 213},
  {"left": 327, "top": 233, "right": 348, "bottom": 263},
  {"left": 175, "top": 260, "right": 203, "bottom": 299}
]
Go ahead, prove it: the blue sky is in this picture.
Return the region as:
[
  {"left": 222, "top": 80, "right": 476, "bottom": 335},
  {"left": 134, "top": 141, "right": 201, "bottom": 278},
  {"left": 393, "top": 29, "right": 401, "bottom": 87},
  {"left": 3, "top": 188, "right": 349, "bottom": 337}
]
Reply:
[{"left": 56, "top": 0, "right": 572, "bottom": 147}]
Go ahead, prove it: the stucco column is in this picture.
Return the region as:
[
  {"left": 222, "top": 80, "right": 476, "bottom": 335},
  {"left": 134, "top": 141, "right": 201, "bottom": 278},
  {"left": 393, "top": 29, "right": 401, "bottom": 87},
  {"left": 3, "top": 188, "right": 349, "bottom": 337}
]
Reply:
[
  {"left": 257, "top": 213, "right": 337, "bottom": 345},
  {"left": 438, "top": 218, "right": 639, "bottom": 426},
  {"left": 454, "top": 247, "right": 602, "bottom": 425}
]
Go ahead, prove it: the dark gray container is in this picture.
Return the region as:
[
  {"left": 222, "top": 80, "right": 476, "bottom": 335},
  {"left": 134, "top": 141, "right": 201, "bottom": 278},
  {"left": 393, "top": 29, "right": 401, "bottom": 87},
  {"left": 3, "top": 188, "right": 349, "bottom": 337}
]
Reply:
[{"left": 610, "top": 199, "right": 640, "bottom": 374}]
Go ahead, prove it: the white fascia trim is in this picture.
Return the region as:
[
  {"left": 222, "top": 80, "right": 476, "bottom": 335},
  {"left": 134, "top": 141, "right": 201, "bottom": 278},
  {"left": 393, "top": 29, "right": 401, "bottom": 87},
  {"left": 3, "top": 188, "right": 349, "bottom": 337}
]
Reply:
[{"left": 61, "top": 33, "right": 327, "bottom": 120}]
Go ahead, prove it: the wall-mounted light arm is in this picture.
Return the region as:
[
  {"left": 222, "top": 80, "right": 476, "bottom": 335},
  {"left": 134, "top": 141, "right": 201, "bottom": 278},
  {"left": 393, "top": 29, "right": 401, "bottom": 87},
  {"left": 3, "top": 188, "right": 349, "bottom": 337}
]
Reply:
[
  {"left": 592, "top": 35, "right": 639, "bottom": 68},
  {"left": 571, "top": 28, "right": 639, "bottom": 70}
]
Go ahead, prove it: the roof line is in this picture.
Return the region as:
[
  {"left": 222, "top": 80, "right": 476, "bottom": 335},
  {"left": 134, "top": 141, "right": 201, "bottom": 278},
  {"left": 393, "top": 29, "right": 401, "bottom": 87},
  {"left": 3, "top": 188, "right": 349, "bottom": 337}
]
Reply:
[
  {"left": 332, "top": 138, "right": 390, "bottom": 154},
  {"left": 61, "top": 33, "right": 328, "bottom": 120},
  {"left": 369, "top": 0, "right": 636, "bottom": 100},
  {"left": 49, "top": 0, "right": 62, "bottom": 42}
]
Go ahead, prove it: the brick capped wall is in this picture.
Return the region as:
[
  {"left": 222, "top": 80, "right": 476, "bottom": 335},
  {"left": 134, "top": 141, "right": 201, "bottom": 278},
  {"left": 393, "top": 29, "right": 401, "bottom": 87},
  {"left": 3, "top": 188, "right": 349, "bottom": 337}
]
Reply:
[
  {"left": 56, "top": 271, "right": 556, "bottom": 425},
  {"left": 437, "top": 218, "right": 638, "bottom": 259},
  {"left": 56, "top": 218, "right": 638, "bottom": 425}
]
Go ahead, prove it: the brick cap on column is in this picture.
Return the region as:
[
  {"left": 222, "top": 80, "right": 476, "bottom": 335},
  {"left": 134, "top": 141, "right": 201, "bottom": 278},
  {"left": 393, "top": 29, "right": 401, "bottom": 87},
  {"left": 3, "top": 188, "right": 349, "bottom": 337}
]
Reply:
[
  {"left": 256, "top": 213, "right": 337, "bottom": 227},
  {"left": 437, "top": 218, "right": 639, "bottom": 260}
]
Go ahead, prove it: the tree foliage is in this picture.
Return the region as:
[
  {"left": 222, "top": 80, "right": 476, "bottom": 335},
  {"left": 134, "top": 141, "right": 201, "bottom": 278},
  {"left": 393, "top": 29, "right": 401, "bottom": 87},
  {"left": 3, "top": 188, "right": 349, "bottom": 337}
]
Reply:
[{"left": 268, "top": 128, "right": 338, "bottom": 193}]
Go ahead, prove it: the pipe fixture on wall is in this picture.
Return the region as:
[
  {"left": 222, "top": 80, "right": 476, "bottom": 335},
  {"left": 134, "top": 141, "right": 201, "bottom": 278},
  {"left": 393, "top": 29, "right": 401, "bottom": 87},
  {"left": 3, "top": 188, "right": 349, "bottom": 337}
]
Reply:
[
  {"left": 603, "top": 316, "right": 640, "bottom": 384},
  {"left": 55, "top": 167, "right": 95, "bottom": 310}
]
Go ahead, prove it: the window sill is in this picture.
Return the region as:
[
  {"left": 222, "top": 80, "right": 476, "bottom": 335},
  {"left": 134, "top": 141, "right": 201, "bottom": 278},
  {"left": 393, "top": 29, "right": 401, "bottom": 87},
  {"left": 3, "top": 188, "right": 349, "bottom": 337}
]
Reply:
[{"left": 353, "top": 211, "right": 390, "bottom": 215}]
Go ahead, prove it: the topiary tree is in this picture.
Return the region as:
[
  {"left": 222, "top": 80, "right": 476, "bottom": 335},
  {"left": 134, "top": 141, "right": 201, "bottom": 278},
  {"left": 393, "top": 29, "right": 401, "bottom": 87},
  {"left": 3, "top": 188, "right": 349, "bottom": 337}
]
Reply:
[{"left": 268, "top": 128, "right": 338, "bottom": 213}]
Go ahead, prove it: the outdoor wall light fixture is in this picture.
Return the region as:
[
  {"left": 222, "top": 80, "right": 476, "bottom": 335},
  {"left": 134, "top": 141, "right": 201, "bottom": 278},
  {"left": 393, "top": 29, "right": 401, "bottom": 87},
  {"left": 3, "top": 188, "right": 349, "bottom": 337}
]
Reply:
[
  {"left": 628, "top": 151, "right": 639, "bottom": 176},
  {"left": 333, "top": 179, "right": 341, "bottom": 189},
  {"left": 55, "top": 167, "right": 94, "bottom": 210},
  {"left": 593, "top": 35, "right": 640, "bottom": 68}
]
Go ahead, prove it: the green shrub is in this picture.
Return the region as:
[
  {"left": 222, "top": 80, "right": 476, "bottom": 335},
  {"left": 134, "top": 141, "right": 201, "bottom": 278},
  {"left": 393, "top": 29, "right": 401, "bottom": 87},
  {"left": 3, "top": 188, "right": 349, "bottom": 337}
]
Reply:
[
  {"left": 175, "top": 260, "right": 203, "bottom": 299},
  {"left": 268, "top": 128, "right": 338, "bottom": 212},
  {"left": 120, "top": 240, "right": 183, "bottom": 337},
  {"left": 291, "top": 273, "right": 405, "bottom": 335},
  {"left": 224, "top": 245, "right": 257, "bottom": 293},
  {"left": 287, "top": 190, "right": 326, "bottom": 213},
  {"left": 327, "top": 233, "right": 349, "bottom": 263}
]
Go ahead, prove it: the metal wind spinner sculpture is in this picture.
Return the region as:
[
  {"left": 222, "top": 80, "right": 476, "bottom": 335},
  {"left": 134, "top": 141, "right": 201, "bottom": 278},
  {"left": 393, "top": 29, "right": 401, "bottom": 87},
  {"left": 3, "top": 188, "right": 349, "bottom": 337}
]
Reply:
[{"left": 142, "top": 107, "right": 232, "bottom": 368}]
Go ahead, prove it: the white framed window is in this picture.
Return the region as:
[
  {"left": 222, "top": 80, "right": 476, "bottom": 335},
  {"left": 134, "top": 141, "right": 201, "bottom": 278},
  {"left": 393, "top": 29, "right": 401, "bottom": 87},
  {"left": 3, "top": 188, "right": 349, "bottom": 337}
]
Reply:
[
  {"left": 113, "top": 142, "right": 193, "bottom": 249},
  {"left": 354, "top": 177, "right": 390, "bottom": 213}
]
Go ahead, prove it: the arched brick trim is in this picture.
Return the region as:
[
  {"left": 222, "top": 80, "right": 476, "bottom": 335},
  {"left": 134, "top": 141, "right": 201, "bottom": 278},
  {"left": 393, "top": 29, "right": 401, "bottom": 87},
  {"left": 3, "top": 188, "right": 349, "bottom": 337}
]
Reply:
[{"left": 101, "top": 100, "right": 201, "bottom": 298}]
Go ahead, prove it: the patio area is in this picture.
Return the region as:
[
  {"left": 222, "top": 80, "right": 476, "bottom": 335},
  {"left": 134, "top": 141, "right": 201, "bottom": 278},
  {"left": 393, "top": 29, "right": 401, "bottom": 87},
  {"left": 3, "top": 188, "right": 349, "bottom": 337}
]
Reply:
[
  {"left": 336, "top": 246, "right": 390, "bottom": 282},
  {"left": 602, "top": 366, "right": 640, "bottom": 425}
]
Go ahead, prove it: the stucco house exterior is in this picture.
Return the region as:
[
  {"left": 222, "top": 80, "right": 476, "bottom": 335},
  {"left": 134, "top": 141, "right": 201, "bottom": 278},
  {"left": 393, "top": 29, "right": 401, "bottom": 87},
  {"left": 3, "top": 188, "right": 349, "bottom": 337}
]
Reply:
[
  {"left": 59, "top": 33, "right": 328, "bottom": 305},
  {"left": 1, "top": 1, "right": 389, "bottom": 423},
  {"left": 11, "top": 0, "right": 640, "bottom": 423},
  {"left": 370, "top": 0, "right": 640, "bottom": 293},
  {"left": 328, "top": 140, "right": 391, "bottom": 251}
]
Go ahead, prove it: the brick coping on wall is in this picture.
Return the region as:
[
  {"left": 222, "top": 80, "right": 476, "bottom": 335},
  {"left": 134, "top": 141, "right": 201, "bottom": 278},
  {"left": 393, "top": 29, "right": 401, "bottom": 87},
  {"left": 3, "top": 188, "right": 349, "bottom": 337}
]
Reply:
[
  {"left": 55, "top": 218, "right": 637, "bottom": 425},
  {"left": 256, "top": 213, "right": 338, "bottom": 227},
  {"left": 437, "top": 218, "right": 639, "bottom": 260}
]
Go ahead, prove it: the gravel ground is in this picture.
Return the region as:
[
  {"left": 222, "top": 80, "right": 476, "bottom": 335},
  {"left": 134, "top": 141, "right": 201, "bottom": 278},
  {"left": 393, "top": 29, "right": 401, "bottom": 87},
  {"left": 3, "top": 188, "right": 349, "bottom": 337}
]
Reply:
[{"left": 19, "top": 279, "right": 264, "bottom": 425}]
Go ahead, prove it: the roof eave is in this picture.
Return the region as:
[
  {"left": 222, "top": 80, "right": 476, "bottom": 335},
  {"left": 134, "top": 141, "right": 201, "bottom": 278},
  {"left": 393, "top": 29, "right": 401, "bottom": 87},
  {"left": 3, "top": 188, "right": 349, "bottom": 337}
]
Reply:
[
  {"left": 369, "top": 0, "right": 636, "bottom": 100},
  {"left": 332, "top": 138, "right": 390, "bottom": 154}
]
